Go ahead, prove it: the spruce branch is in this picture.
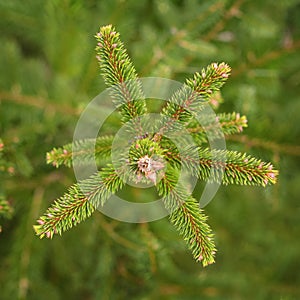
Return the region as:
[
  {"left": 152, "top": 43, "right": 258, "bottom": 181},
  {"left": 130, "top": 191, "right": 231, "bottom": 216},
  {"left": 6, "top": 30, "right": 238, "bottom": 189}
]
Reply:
[
  {"left": 46, "top": 136, "right": 114, "bottom": 168},
  {"left": 34, "top": 166, "right": 124, "bottom": 239},
  {"left": 166, "top": 145, "right": 278, "bottom": 186},
  {"left": 157, "top": 169, "right": 216, "bottom": 266},
  {"left": 95, "top": 25, "right": 147, "bottom": 126},
  {"left": 170, "top": 197, "right": 216, "bottom": 266},
  {"left": 156, "top": 63, "right": 231, "bottom": 139},
  {"left": 185, "top": 63, "right": 231, "bottom": 102},
  {"left": 34, "top": 25, "right": 279, "bottom": 267},
  {"left": 187, "top": 112, "right": 248, "bottom": 144}
]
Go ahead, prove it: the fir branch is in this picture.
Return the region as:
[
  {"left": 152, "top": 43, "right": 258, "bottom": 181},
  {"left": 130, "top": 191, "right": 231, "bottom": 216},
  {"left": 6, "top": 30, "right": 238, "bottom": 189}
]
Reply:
[
  {"left": 166, "top": 146, "right": 278, "bottom": 186},
  {"left": 156, "top": 63, "right": 231, "bottom": 139},
  {"left": 95, "top": 25, "right": 147, "bottom": 125},
  {"left": 33, "top": 166, "right": 123, "bottom": 239},
  {"left": 187, "top": 112, "right": 248, "bottom": 144},
  {"left": 157, "top": 169, "right": 216, "bottom": 266},
  {"left": 46, "top": 136, "right": 114, "bottom": 168}
]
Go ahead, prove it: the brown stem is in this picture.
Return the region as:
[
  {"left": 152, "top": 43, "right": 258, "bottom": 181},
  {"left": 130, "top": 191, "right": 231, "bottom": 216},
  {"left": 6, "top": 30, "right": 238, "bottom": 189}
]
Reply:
[
  {"left": 227, "top": 134, "right": 300, "bottom": 156},
  {"left": 0, "top": 90, "right": 78, "bottom": 116}
]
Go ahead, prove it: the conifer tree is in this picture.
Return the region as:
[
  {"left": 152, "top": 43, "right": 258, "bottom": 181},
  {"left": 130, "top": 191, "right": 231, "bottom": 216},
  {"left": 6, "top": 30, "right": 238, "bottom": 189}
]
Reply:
[{"left": 34, "top": 25, "right": 278, "bottom": 267}]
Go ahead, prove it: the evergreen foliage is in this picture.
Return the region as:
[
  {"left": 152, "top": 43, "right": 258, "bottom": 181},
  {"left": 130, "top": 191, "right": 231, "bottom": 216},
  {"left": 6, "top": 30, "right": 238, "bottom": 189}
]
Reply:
[
  {"left": 34, "top": 25, "right": 278, "bottom": 268},
  {"left": 1, "top": 1, "right": 300, "bottom": 299}
]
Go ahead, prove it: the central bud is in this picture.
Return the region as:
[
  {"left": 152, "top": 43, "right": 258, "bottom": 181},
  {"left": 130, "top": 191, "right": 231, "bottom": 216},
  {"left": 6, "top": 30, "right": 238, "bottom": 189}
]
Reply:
[
  {"left": 137, "top": 155, "right": 153, "bottom": 173},
  {"left": 137, "top": 155, "right": 165, "bottom": 184},
  {"left": 128, "top": 136, "right": 166, "bottom": 185}
]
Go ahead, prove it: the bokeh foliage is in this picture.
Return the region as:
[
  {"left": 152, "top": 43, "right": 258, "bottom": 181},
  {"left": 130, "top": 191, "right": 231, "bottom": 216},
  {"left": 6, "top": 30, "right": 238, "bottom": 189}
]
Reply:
[{"left": 0, "top": 0, "right": 300, "bottom": 299}]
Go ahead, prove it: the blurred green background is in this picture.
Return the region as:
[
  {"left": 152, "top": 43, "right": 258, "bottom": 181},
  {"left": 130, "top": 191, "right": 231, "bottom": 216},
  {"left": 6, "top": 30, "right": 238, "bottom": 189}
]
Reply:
[{"left": 1, "top": 0, "right": 300, "bottom": 299}]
